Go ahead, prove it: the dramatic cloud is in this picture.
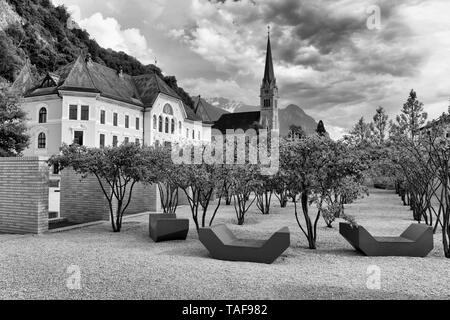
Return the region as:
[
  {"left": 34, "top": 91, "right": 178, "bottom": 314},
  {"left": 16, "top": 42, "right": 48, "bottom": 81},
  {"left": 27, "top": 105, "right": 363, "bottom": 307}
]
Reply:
[
  {"left": 77, "top": 13, "right": 154, "bottom": 64},
  {"left": 53, "top": 0, "right": 450, "bottom": 138}
]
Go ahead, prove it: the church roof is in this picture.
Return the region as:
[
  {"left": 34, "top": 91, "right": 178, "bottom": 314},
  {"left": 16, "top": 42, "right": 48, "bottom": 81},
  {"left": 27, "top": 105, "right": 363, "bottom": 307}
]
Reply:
[
  {"left": 213, "top": 111, "right": 261, "bottom": 133},
  {"left": 193, "top": 96, "right": 229, "bottom": 123},
  {"left": 25, "top": 55, "right": 201, "bottom": 121},
  {"left": 262, "top": 33, "right": 276, "bottom": 86}
]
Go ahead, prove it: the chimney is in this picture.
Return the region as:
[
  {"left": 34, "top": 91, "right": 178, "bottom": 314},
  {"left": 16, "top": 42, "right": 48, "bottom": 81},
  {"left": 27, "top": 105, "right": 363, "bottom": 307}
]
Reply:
[{"left": 118, "top": 66, "right": 124, "bottom": 78}]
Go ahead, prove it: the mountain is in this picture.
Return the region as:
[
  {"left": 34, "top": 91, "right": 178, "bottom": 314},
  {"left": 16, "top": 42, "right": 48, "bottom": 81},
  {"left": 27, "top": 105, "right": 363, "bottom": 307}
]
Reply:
[
  {"left": 0, "top": 0, "right": 194, "bottom": 108},
  {"left": 202, "top": 97, "right": 317, "bottom": 136},
  {"left": 204, "top": 97, "right": 258, "bottom": 113},
  {"left": 279, "top": 104, "right": 317, "bottom": 136}
]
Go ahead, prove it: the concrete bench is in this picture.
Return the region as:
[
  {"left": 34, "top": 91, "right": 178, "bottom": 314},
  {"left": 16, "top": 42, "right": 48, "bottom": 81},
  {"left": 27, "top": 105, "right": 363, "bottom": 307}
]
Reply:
[
  {"left": 339, "top": 223, "right": 433, "bottom": 257},
  {"left": 198, "top": 224, "right": 290, "bottom": 264},
  {"left": 149, "top": 214, "right": 189, "bottom": 242}
]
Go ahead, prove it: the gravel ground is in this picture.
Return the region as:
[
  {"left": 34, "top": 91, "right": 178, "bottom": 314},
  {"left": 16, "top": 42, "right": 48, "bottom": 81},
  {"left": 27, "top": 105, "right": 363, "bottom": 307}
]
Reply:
[{"left": 0, "top": 188, "right": 449, "bottom": 300}]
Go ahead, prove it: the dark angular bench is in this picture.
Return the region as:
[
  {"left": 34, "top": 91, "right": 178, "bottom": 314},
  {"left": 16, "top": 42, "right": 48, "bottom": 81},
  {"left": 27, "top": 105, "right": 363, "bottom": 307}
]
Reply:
[
  {"left": 339, "top": 222, "right": 433, "bottom": 257},
  {"left": 198, "top": 224, "right": 290, "bottom": 264},
  {"left": 149, "top": 214, "right": 189, "bottom": 242}
]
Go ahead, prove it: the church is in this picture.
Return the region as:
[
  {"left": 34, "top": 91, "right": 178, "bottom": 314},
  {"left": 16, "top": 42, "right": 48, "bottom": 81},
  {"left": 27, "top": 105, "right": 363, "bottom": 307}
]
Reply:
[{"left": 212, "top": 31, "right": 280, "bottom": 134}]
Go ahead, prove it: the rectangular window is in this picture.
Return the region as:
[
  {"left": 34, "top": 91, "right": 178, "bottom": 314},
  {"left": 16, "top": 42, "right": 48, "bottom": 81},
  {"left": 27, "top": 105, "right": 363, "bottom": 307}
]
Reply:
[
  {"left": 125, "top": 115, "right": 129, "bottom": 128},
  {"left": 112, "top": 135, "right": 118, "bottom": 147},
  {"left": 74, "top": 131, "right": 84, "bottom": 146},
  {"left": 69, "top": 105, "right": 77, "bottom": 120},
  {"left": 135, "top": 138, "right": 140, "bottom": 145},
  {"left": 100, "top": 110, "right": 106, "bottom": 124},
  {"left": 113, "top": 113, "right": 118, "bottom": 126},
  {"left": 124, "top": 137, "right": 129, "bottom": 144},
  {"left": 136, "top": 117, "right": 140, "bottom": 130},
  {"left": 99, "top": 134, "right": 105, "bottom": 148},
  {"left": 81, "top": 105, "right": 89, "bottom": 121}
]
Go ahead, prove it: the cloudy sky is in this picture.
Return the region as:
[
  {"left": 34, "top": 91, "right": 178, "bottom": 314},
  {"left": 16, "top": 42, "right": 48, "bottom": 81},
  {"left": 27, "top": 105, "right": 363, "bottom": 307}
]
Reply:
[{"left": 52, "top": 0, "right": 450, "bottom": 138}]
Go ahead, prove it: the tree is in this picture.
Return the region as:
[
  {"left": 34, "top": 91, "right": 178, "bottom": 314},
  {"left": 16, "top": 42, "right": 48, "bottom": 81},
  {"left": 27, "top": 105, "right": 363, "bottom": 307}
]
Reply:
[
  {"left": 273, "top": 170, "right": 289, "bottom": 208},
  {"left": 396, "top": 89, "right": 427, "bottom": 140},
  {"left": 346, "top": 117, "right": 372, "bottom": 146},
  {"left": 426, "top": 133, "right": 450, "bottom": 258},
  {"left": 255, "top": 174, "right": 274, "bottom": 215},
  {"left": 389, "top": 116, "right": 450, "bottom": 258},
  {"left": 230, "top": 164, "right": 260, "bottom": 225},
  {"left": 49, "top": 143, "right": 156, "bottom": 232},
  {"left": 0, "top": 89, "right": 29, "bottom": 156},
  {"left": 282, "top": 136, "right": 330, "bottom": 249},
  {"left": 149, "top": 147, "right": 179, "bottom": 214},
  {"left": 288, "top": 125, "right": 306, "bottom": 140},
  {"left": 316, "top": 120, "right": 327, "bottom": 137},
  {"left": 175, "top": 150, "right": 227, "bottom": 230},
  {"left": 371, "top": 106, "right": 389, "bottom": 145}
]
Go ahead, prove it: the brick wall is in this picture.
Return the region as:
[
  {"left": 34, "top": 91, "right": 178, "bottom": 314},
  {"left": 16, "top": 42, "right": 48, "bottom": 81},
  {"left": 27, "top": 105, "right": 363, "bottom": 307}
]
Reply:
[
  {"left": 123, "top": 182, "right": 159, "bottom": 215},
  {"left": 60, "top": 169, "right": 111, "bottom": 223},
  {"left": 60, "top": 170, "right": 159, "bottom": 223},
  {"left": 0, "top": 157, "right": 49, "bottom": 234}
]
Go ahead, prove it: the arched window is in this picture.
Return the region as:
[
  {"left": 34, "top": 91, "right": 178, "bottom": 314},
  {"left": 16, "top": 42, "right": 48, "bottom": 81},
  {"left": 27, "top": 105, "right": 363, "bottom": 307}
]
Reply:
[
  {"left": 38, "top": 133, "right": 46, "bottom": 149},
  {"left": 179, "top": 121, "right": 182, "bottom": 134},
  {"left": 163, "top": 104, "right": 173, "bottom": 115},
  {"left": 171, "top": 119, "right": 175, "bottom": 134},
  {"left": 153, "top": 115, "right": 157, "bottom": 130},
  {"left": 165, "top": 117, "right": 169, "bottom": 133},
  {"left": 158, "top": 116, "right": 163, "bottom": 132},
  {"left": 39, "top": 108, "right": 47, "bottom": 123}
]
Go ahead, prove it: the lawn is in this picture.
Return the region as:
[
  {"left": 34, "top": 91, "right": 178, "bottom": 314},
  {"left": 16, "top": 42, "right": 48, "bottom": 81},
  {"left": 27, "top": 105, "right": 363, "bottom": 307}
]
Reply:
[{"left": 0, "top": 188, "right": 449, "bottom": 300}]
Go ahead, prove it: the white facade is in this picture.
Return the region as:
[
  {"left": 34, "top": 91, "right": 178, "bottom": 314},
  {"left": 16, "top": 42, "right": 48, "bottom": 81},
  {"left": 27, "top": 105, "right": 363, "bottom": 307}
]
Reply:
[{"left": 21, "top": 91, "right": 212, "bottom": 157}]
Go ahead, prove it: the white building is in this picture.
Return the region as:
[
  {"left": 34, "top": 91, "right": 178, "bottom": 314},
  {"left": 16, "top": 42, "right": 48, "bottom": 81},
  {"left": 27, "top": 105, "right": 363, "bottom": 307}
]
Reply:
[{"left": 21, "top": 54, "right": 212, "bottom": 157}]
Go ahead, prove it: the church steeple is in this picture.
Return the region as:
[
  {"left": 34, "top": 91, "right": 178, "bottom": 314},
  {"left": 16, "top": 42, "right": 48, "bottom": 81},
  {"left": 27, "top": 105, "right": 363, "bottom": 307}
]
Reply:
[
  {"left": 260, "top": 26, "right": 279, "bottom": 132},
  {"left": 263, "top": 27, "right": 276, "bottom": 86}
]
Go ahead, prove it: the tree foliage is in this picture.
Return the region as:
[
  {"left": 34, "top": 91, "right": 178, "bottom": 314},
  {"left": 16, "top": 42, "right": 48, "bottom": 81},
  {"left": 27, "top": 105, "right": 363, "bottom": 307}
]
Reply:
[
  {"left": 396, "top": 89, "right": 427, "bottom": 139},
  {"left": 281, "top": 136, "right": 367, "bottom": 249},
  {"left": 0, "top": 89, "right": 29, "bottom": 156}
]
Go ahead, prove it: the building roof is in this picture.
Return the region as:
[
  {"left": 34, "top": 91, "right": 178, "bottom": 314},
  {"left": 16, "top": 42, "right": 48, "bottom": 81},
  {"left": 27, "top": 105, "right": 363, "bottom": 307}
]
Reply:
[
  {"left": 25, "top": 54, "right": 201, "bottom": 121},
  {"left": 10, "top": 60, "right": 36, "bottom": 95},
  {"left": 262, "top": 33, "right": 276, "bottom": 87},
  {"left": 212, "top": 111, "right": 261, "bottom": 133},
  {"left": 193, "top": 96, "right": 229, "bottom": 123}
]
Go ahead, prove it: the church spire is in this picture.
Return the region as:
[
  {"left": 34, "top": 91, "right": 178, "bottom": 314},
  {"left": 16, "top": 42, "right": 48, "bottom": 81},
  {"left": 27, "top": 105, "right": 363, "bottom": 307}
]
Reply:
[{"left": 262, "top": 26, "right": 276, "bottom": 86}]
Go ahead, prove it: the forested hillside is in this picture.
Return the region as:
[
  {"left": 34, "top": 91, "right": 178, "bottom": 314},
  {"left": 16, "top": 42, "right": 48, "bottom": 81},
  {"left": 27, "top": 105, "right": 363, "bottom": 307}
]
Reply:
[{"left": 0, "top": 0, "right": 194, "bottom": 108}]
